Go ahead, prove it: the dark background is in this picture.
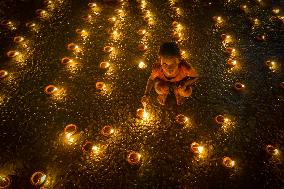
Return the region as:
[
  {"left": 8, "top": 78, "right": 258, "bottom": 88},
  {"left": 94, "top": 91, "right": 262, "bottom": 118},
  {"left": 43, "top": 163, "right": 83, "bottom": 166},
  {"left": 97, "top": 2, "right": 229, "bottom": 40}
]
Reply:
[{"left": 0, "top": 0, "right": 283, "bottom": 188}]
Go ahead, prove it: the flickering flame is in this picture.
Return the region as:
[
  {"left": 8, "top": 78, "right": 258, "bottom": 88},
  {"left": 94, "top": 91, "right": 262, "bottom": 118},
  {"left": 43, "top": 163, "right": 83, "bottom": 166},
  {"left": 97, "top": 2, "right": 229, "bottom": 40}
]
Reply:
[
  {"left": 138, "top": 61, "right": 147, "bottom": 69},
  {"left": 92, "top": 145, "right": 100, "bottom": 154}
]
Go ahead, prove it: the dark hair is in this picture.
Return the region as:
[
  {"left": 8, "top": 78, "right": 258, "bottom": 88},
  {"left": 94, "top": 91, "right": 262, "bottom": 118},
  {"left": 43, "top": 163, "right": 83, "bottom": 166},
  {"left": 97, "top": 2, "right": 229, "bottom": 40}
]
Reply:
[{"left": 158, "top": 42, "right": 181, "bottom": 58}]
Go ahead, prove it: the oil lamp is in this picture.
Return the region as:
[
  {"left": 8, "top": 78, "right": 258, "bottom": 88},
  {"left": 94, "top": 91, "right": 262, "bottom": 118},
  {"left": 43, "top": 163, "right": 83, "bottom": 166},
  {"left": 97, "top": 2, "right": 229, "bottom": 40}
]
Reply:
[
  {"left": 108, "top": 17, "right": 116, "bottom": 23},
  {"left": 35, "top": 9, "right": 47, "bottom": 17},
  {"left": 103, "top": 45, "right": 113, "bottom": 53},
  {"left": 0, "top": 20, "right": 12, "bottom": 27},
  {"left": 265, "top": 60, "right": 276, "bottom": 69},
  {"left": 99, "top": 62, "right": 110, "bottom": 69},
  {"left": 64, "top": 124, "right": 77, "bottom": 136},
  {"left": 0, "top": 175, "right": 11, "bottom": 189},
  {"left": 265, "top": 145, "right": 279, "bottom": 156},
  {"left": 0, "top": 70, "right": 8, "bottom": 79},
  {"left": 88, "top": 3, "right": 97, "bottom": 8},
  {"left": 272, "top": 8, "right": 280, "bottom": 14},
  {"left": 234, "top": 82, "right": 245, "bottom": 92},
  {"left": 136, "top": 108, "right": 148, "bottom": 119},
  {"left": 222, "top": 156, "right": 235, "bottom": 168},
  {"left": 227, "top": 59, "right": 237, "bottom": 67},
  {"left": 175, "top": 114, "right": 189, "bottom": 125},
  {"left": 251, "top": 18, "right": 261, "bottom": 26},
  {"left": 25, "top": 22, "right": 36, "bottom": 29},
  {"left": 138, "top": 61, "right": 147, "bottom": 69},
  {"left": 127, "top": 151, "right": 141, "bottom": 165},
  {"left": 225, "top": 47, "right": 237, "bottom": 57},
  {"left": 215, "top": 115, "right": 226, "bottom": 125},
  {"left": 13, "top": 36, "right": 24, "bottom": 43},
  {"left": 67, "top": 43, "right": 80, "bottom": 51},
  {"left": 190, "top": 142, "right": 204, "bottom": 155},
  {"left": 96, "top": 82, "right": 106, "bottom": 90},
  {"left": 101, "top": 125, "right": 114, "bottom": 137},
  {"left": 61, "top": 57, "right": 73, "bottom": 65},
  {"left": 172, "top": 21, "right": 178, "bottom": 27},
  {"left": 221, "top": 34, "right": 233, "bottom": 44},
  {"left": 137, "top": 29, "right": 146, "bottom": 35},
  {"left": 6, "top": 50, "right": 19, "bottom": 58},
  {"left": 212, "top": 16, "right": 224, "bottom": 25},
  {"left": 75, "top": 29, "right": 88, "bottom": 37},
  {"left": 172, "top": 31, "right": 181, "bottom": 40},
  {"left": 30, "top": 171, "right": 46, "bottom": 186},
  {"left": 240, "top": 4, "right": 249, "bottom": 13},
  {"left": 137, "top": 44, "right": 147, "bottom": 51},
  {"left": 44, "top": 85, "right": 58, "bottom": 95}
]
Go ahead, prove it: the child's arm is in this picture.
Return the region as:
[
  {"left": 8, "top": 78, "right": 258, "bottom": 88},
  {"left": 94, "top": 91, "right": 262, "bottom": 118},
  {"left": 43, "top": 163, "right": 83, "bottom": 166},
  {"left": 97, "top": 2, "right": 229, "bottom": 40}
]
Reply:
[
  {"left": 179, "top": 67, "right": 199, "bottom": 89},
  {"left": 144, "top": 77, "right": 155, "bottom": 95}
]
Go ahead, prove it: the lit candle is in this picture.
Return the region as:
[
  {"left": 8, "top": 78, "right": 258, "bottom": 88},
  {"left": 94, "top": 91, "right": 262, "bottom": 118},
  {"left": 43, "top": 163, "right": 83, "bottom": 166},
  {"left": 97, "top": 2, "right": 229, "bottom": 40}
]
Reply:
[
  {"left": 272, "top": 8, "right": 280, "bottom": 14},
  {"left": 99, "top": 62, "right": 110, "bottom": 69},
  {"left": 221, "top": 34, "right": 233, "bottom": 45},
  {"left": 0, "top": 175, "right": 11, "bottom": 189},
  {"left": 101, "top": 125, "right": 114, "bottom": 137},
  {"left": 234, "top": 82, "right": 245, "bottom": 91},
  {"left": 35, "top": 9, "right": 47, "bottom": 18},
  {"left": 0, "top": 70, "right": 8, "bottom": 79},
  {"left": 108, "top": 17, "right": 116, "bottom": 23},
  {"left": 75, "top": 29, "right": 88, "bottom": 37},
  {"left": 251, "top": 18, "right": 261, "bottom": 26},
  {"left": 175, "top": 114, "right": 189, "bottom": 125},
  {"left": 240, "top": 4, "right": 249, "bottom": 13},
  {"left": 64, "top": 124, "right": 77, "bottom": 136},
  {"left": 190, "top": 142, "right": 204, "bottom": 155},
  {"left": 222, "top": 156, "right": 235, "bottom": 168},
  {"left": 227, "top": 59, "right": 237, "bottom": 67},
  {"left": 138, "top": 61, "right": 147, "bottom": 69},
  {"left": 30, "top": 171, "right": 46, "bottom": 186},
  {"left": 136, "top": 108, "right": 149, "bottom": 120},
  {"left": 266, "top": 145, "right": 280, "bottom": 156},
  {"left": 67, "top": 43, "right": 82, "bottom": 55},
  {"left": 25, "top": 22, "right": 36, "bottom": 29},
  {"left": 172, "top": 21, "right": 178, "bottom": 28},
  {"left": 137, "top": 29, "right": 146, "bottom": 35},
  {"left": 13, "top": 36, "right": 24, "bottom": 43},
  {"left": 0, "top": 20, "right": 12, "bottom": 27},
  {"left": 213, "top": 16, "right": 224, "bottom": 25},
  {"left": 265, "top": 60, "right": 276, "bottom": 69},
  {"left": 225, "top": 47, "right": 237, "bottom": 57},
  {"left": 256, "top": 34, "right": 267, "bottom": 42},
  {"left": 44, "top": 85, "right": 58, "bottom": 95},
  {"left": 103, "top": 45, "right": 113, "bottom": 53},
  {"left": 61, "top": 57, "right": 73, "bottom": 65},
  {"left": 137, "top": 44, "right": 147, "bottom": 51},
  {"left": 214, "top": 115, "right": 228, "bottom": 125},
  {"left": 96, "top": 82, "right": 106, "bottom": 90},
  {"left": 172, "top": 31, "right": 181, "bottom": 40},
  {"left": 6, "top": 50, "right": 19, "bottom": 58},
  {"left": 127, "top": 151, "right": 141, "bottom": 165}
]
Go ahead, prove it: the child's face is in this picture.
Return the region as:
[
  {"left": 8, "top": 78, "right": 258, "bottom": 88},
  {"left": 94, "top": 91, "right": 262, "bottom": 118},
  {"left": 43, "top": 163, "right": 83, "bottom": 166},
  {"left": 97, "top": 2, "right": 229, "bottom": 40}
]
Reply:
[{"left": 160, "top": 56, "right": 179, "bottom": 75}]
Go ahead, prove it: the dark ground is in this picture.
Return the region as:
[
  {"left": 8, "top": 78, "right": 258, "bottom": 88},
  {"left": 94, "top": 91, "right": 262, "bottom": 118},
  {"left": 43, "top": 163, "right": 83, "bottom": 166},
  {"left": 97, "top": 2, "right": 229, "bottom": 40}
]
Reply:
[{"left": 0, "top": 0, "right": 284, "bottom": 188}]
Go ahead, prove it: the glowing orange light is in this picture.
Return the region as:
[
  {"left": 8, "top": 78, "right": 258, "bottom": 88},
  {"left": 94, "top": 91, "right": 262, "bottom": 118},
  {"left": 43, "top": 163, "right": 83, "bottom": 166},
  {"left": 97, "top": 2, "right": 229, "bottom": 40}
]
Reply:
[
  {"left": 82, "top": 15, "right": 92, "bottom": 21},
  {"left": 221, "top": 34, "right": 233, "bottom": 44},
  {"left": 127, "top": 151, "right": 141, "bottom": 165},
  {"left": 103, "top": 45, "right": 113, "bottom": 53},
  {"left": 108, "top": 17, "right": 116, "bottom": 23},
  {"left": 227, "top": 59, "right": 237, "bottom": 67},
  {"left": 99, "top": 62, "right": 110, "bottom": 69},
  {"left": 0, "top": 70, "right": 8, "bottom": 79},
  {"left": 6, "top": 50, "right": 19, "bottom": 58},
  {"left": 272, "top": 8, "right": 280, "bottom": 14},
  {"left": 88, "top": 2, "right": 97, "bottom": 8},
  {"left": 101, "top": 125, "right": 114, "bottom": 137},
  {"left": 64, "top": 124, "right": 77, "bottom": 136},
  {"left": 0, "top": 175, "right": 11, "bottom": 189},
  {"left": 75, "top": 29, "right": 88, "bottom": 37},
  {"left": 266, "top": 145, "right": 280, "bottom": 156},
  {"left": 175, "top": 114, "right": 189, "bottom": 125},
  {"left": 25, "top": 22, "right": 36, "bottom": 29},
  {"left": 172, "top": 31, "right": 181, "bottom": 40},
  {"left": 44, "top": 85, "right": 58, "bottom": 95},
  {"left": 0, "top": 20, "right": 12, "bottom": 27},
  {"left": 265, "top": 60, "right": 276, "bottom": 69},
  {"left": 234, "top": 82, "right": 245, "bottom": 91},
  {"left": 213, "top": 16, "right": 224, "bottom": 24},
  {"left": 256, "top": 34, "right": 267, "bottom": 42},
  {"left": 136, "top": 108, "right": 148, "bottom": 119},
  {"left": 240, "top": 4, "right": 249, "bottom": 13},
  {"left": 96, "top": 82, "right": 106, "bottom": 90},
  {"left": 13, "top": 36, "right": 24, "bottom": 43},
  {"left": 190, "top": 142, "right": 204, "bottom": 155},
  {"left": 137, "top": 44, "right": 147, "bottom": 51},
  {"left": 61, "top": 57, "right": 73, "bottom": 65},
  {"left": 30, "top": 171, "right": 46, "bottom": 186},
  {"left": 172, "top": 21, "right": 178, "bottom": 28},
  {"left": 137, "top": 29, "right": 146, "bottom": 35},
  {"left": 138, "top": 61, "right": 147, "bottom": 69},
  {"left": 225, "top": 47, "right": 237, "bottom": 57},
  {"left": 35, "top": 9, "right": 47, "bottom": 17},
  {"left": 222, "top": 156, "right": 235, "bottom": 168}
]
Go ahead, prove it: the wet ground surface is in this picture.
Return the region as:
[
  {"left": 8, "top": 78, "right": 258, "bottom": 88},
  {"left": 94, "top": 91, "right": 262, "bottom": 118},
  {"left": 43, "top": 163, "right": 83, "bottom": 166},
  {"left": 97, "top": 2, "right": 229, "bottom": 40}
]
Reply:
[{"left": 0, "top": 0, "right": 284, "bottom": 188}]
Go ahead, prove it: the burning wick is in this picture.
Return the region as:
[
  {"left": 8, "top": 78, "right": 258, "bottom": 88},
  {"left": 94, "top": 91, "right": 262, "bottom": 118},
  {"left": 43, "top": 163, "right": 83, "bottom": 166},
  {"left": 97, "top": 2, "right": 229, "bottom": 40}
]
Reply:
[
  {"left": 225, "top": 47, "right": 237, "bottom": 57},
  {"left": 138, "top": 29, "right": 146, "bottom": 35},
  {"left": 137, "top": 44, "right": 147, "bottom": 51},
  {"left": 227, "top": 59, "right": 238, "bottom": 67},
  {"left": 214, "top": 115, "right": 228, "bottom": 125},
  {"left": 100, "top": 62, "right": 110, "bottom": 69},
  {"left": 75, "top": 29, "right": 88, "bottom": 37},
  {"left": 266, "top": 145, "right": 280, "bottom": 156},
  {"left": 61, "top": 57, "right": 73, "bottom": 65},
  {"left": 101, "top": 125, "right": 114, "bottom": 137},
  {"left": 96, "top": 82, "right": 106, "bottom": 90},
  {"left": 25, "top": 22, "right": 36, "bottom": 29},
  {"left": 138, "top": 61, "right": 147, "bottom": 69},
  {"left": 127, "top": 151, "right": 141, "bottom": 165},
  {"left": 30, "top": 171, "right": 46, "bottom": 186},
  {"left": 175, "top": 114, "right": 189, "bottom": 125},
  {"left": 0, "top": 175, "right": 11, "bottom": 189},
  {"left": 82, "top": 15, "right": 92, "bottom": 21},
  {"left": 136, "top": 108, "right": 149, "bottom": 120},
  {"left": 222, "top": 156, "right": 235, "bottom": 168},
  {"left": 234, "top": 82, "right": 245, "bottom": 92},
  {"left": 0, "top": 20, "right": 12, "bottom": 27},
  {"left": 67, "top": 43, "right": 81, "bottom": 52},
  {"left": 265, "top": 60, "right": 276, "bottom": 69},
  {"left": 221, "top": 34, "right": 233, "bottom": 45},
  {"left": 0, "top": 70, "right": 8, "bottom": 79},
  {"left": 256, "top": 34, "right": 267, "bottom": 42},
  {"left": 44, "top": 85, "right": 58, "bottom": 95},
  {"left": 240, "top": 4, "right": 249, "bottom": 13},
  {"left": 13, "top": 36, "right": 24, "bottom": 43},
  {"left": 6, "top": 50, "right": 19, "bottom": 58},
  {"left": 35, "top": 9, "right": 47, "bottom": 17},
  {"left": 190, "top": 142, "right": 204, "bottom": 155},
  {"left": 213, "top": 16, "right": 224, "bottom": 24},
  {"left": 108, "top": 17, "right": 116, "bottom": 23}
]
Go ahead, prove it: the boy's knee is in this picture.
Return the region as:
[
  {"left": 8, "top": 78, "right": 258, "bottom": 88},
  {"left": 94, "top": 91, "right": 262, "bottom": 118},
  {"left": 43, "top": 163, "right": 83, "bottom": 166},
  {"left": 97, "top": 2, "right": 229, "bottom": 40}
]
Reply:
[{"left": 154, "top": 80, "right": 169, "bottom": 95}]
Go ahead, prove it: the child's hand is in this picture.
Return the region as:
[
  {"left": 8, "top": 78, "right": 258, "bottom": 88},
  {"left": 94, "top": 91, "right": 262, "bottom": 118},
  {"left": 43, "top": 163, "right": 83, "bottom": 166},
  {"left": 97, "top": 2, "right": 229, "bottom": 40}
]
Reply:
[{"left": 141, "top": 95, "right": 150, "bottom": 107}]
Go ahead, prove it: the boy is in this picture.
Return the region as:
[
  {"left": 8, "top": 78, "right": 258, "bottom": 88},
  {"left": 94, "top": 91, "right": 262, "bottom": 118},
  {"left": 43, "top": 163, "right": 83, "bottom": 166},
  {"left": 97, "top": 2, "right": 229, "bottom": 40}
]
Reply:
[{"left": 141, "top": 42, "right": 199, "bottom": 106}]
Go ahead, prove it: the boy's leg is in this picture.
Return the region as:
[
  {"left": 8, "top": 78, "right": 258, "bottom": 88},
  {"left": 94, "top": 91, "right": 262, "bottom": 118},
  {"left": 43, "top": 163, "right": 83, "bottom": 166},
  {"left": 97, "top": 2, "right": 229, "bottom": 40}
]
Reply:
[
  {"left": 154, "top": 79, "right": 169, "bottom": 105},
  {"left": 174, "top": 86, "right": 192, "bottom": 105}
]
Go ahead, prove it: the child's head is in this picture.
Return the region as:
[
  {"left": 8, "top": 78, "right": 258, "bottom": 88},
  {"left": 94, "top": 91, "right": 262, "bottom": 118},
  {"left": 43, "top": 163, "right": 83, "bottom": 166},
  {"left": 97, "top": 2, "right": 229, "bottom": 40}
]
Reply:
[{"left": 158, "top": 42, "right": 181, "bottom": 74}]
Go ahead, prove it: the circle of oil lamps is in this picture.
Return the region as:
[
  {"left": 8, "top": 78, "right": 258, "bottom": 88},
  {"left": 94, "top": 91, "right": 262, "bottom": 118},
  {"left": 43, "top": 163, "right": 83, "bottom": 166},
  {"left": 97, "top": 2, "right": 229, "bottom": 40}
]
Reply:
[
  {"left": 67, "top": 43, "right": 79, "bottom": 51},
  {"left": 137, "top": 29, "right": 146, "bottom": 35},
  {"left": 61, "top": 57, "right": 73, "bottom": 65},
  {"left": 136, "top": 108, "right": 148, "bottom": 119},
  {"left": 0, "top": 175, "right": 11, "bottom": 189},
  {"left": 35, "top": 9, "right": 46, "bottom": 17},
  {"left": 175, "top": 114, "right": 188, "bottom": 125},
  {"left": 137, "top": 44, "right": 147, "bottom": 51},
  {"left": 190, "top": 142, "right": 204, "bottom": 154},
  {"left": 265, "top": 145, "right": 279, "bottom": 155},
  {"left": 88, "top": 2, "right": 97, "bottom": 8},
  {"left": 234, "top": 82, "right": 245, "bottom": 92},
  {"left": 99, "top": 62, "right": 110, "bottom": 69},
  {"left": 280, "top": 82, "right": 284, "bottom": 89},
  {"left": 25, "top": 22, "right": 36, "bottom": 29},
  {"left": 0, "top": 70, "right": 8, "bottom": 79},
  {"left": 64, "top": 124, "right": 77, "bottom": 136},
  {"left": 172, "top": 31, "right": 181, "bottom": 40},
  {"left": 6, "top": 50, "right": 19, "bottom": 58},
  {"left": 44, "top": 85, "right": 58, "bottom": 95},
  {"left": 96, "top": 81, "right": 106, "bottom": 90},
  {"left": 101, "top": 125, "right": 114, "bottom": 137},
  {"left": 13, "top": 36, "right": 24, "bottom": 43},
  {"left": 103, "top": 45, "right": 113, "bottom": 53},
  {"left": 127, "top": 151, "right": 141, "bottom": 165},
  {"left": 227, "top": 58, "right": 237, "bottom": 67},
  {"left": 75, "top": 29, "right": 88, "bottom": 37},
  {"left": 30, "top": 171, "right": 47, "bottom": 186},
  {"left": 82, "top": 141, "right": 93, "bottom": 153},
  {"left": 256, "top": 34, "right": 267, "bottom": 42},
  {"left": 222, "top": 156, "right": 235, "bottom": 168}
]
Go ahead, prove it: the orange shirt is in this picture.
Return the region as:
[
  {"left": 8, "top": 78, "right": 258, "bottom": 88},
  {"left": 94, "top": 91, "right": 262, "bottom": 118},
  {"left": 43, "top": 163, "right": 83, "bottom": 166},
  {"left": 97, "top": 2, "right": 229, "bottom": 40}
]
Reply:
[{"left": 150, "top": 59, "right": 198, "bottom": 83}]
